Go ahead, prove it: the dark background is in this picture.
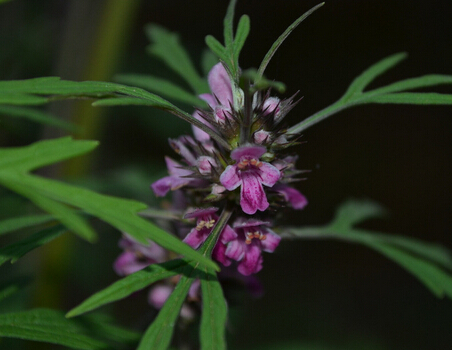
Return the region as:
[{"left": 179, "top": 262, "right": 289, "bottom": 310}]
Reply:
[{"left": 1, "top": 1, "right": 451, "bottom": 349}]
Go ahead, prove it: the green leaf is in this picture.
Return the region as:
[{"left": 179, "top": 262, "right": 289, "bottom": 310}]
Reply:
[
  {"left": 78, "top": 313, "right": 141, "bottom": 346},
  {"left": 0, "top": 277, "right": 31, "bottom": 303},
  {"left": 223, "top": 0, "right": 237, "bottom": 50},
  {"left": 92, "top": 97, "right": 230, "bottom": 150},
  {"left": 363, "top": 92, "right": 452, "bottom": 105},
  {"left": 0, "top": 308, "right": 107, "bottom": 350},
  {"left": 0, "top": 213, "right": 55, "bottom": 236},
  {"left": 0, "top": 138, "right": 218, "bottom": 270},
  {"left": 371, "top": 74, "right": 452, "bottom": 95},
  {"left": 0, "top": 224, "right": 67, "bottom": 266},
  {"left": 340, "top": 52, "right": 407, "bottom": 102},
  {"left": 0, "top": 105, "right": 79, "bottom": 131},
  {"left": 114, "top": 74, "right": 204, "bottom": 107},
  {"left": 145, "top": 24, "right": 207, "bottom": 94},
  {"left": 287, "top": 53, "right": 452, "bottom": 135},
  {"left": 331, "top": 199, "right": 386, "bottom": 230},
  {"left": 205, "top": 35, "right": 227, "bottom": 62},
  {"left": 232, "top": 15, "right": 250, "bottom": 63},
  {"left": 67, "top": 259, "right": 189, "bottom": 318},
  {"left": 200, "top": 270, "right": 227, "bottom": 350},
  {"left": 257, "top": 3, "right": 325, "bottom": 78},
  {"left": 137, "top": 271, "right": 195, "bottom": 350},
  {"left": 280, "top": 200, "right": 452, "bottom": 299},
  {"left": 370, "top": 242, "right": 452, "bottom": 298}
]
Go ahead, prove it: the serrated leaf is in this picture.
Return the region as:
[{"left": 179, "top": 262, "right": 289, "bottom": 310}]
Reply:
[
  {"left": 0, "top": 308, "right": 107, "bottom": 350},
  {"left": 257, "top": 3, "right": 325, "bottom": 78},
  {"left": 0, "top": 224, "right": 67, "bottom": 266},
  {"left": 145, "top": 24, "right": 207, "bottom": 94},
  {"left": 114, "top": 74, "right": 204, "bottom": 107},
  {"left": 67, "top": 259, "right": 189, "bottom": 318},
  {"left": 200, "top": 269, "right": 227, "bottom": 350},
  {"left": 0, "top": 213, "right": 55, "bottom": 236},
  {"left": 137, "top": 271, "right": 195, "bottom": 350}
]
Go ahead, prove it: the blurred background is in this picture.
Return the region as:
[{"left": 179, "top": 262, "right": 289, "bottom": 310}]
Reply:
[{"left": 0, "top": 0, "right": 451, "bottom": 349}]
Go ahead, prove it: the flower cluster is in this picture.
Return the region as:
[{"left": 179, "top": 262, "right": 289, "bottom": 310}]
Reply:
[{"left": 149, "top": 62, "right": 308, "bottom": 275}]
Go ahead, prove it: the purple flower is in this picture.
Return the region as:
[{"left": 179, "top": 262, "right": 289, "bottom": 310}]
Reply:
[
  {"left": 273, "top": 183, "right": 308, "bottom": 210},
  {"left": 220, "top": 145, "right": 280, "bottom": 215},
  {"left": 151, "top": 157, "right": 194, "bottom": 197},
  {"left": 192, "top": 63, "right": 234, "bottom": 140},
  {"left": 182, "top": 207, "right": 237, "bottom": 266},
  {"left": 225, "top": 219, "right": 281, "bottom": 276},
  {"left": 113, "top": 234, "right": 167, "bottom": 276}
]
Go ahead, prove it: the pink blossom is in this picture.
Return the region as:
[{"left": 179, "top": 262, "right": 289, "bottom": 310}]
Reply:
[
  {"left": 182, "top": 208, "right": 237, "bottom": 266},
  {"left": 226, "top": 219, "right": 281, "bottom": 276},
  {"left": 193, "top": 63, "right": 234, "bottom": 140},
  {"left": 113, "top": 234, "right": 167, "bottom": 276},
  {"left": 220, "top": 145, "right": 280, "bottom": 215},
  {"left": 273, "top": 183, "right": 308, "bottom": 210},
  {"left": 151, "top": 157, "right": 194, "bottom": 197}
]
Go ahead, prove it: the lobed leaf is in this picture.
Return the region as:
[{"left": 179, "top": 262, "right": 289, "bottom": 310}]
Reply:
[
  {"left": 0, "top": 308, "right": 107, "bottom": 350},
  {"left": 0, "top": 137, "right": 218, "bottom": 270},
  {"left": 340, "top": 52, "right": 407, "bottom": 102},
  {"left": 288, "top": 53, "right": 452, "bottom": 135},
  {"left": 67, "top": 259, "right": 189, "bottom": 318},
  {"left": 281, "top": 200, "right": 452, "bottom": 299}
]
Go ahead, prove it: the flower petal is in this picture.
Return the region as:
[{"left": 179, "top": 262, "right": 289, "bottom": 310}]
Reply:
[
  {"left": 183, "top": 227, "right": 209, "bottom": 249},
  {"left": 113, "top": 251, "right": 149, "bottom": 276},
  {"left": 275, "top": 184, "right": 308, "bottom": 210},
  {"left": 259, "top": 162, "right": 281, "bottom": 187},
  {"left": 225, "top": 239, "right": 245, "bottom": 261},
  {"left": 207, "top": 63, "right": 233, "bottom": 107},
  {"left": 261, "top": 228, "right": 281, "bottom": 253},
  {"left": 220, "top": 165, "right": 241, "bottom": 191},
  {"left": 240, "top": 171, "right": 269, "bottom": 214},
  {"left": 237, "top": 244, "right": 263, "bottom": 276},
  {"left": 230, "top": 145, "right": 266, "bottom": 161}
]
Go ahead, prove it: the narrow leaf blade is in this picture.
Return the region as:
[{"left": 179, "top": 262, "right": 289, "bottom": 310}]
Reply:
[
  {"left": 0, "top": 225, "right": 67, "bottom": 266},
  {"left": 200, "top": 270, "right": 227, "bottom": 350},
  {"left": 137, "top": 273, "right": 194, "bottom": 350},
  {"left": 0, "top": 308, "right": 107, "bottom": 350},
  {"left": 340, "top": 52, "right": 407, "bottom": 101},
  {"left": 67, "top": 259, "right": 189, "bottom": 318},
  {"left": 257, "top": 3, "right": 325, "bottom": 77}
]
